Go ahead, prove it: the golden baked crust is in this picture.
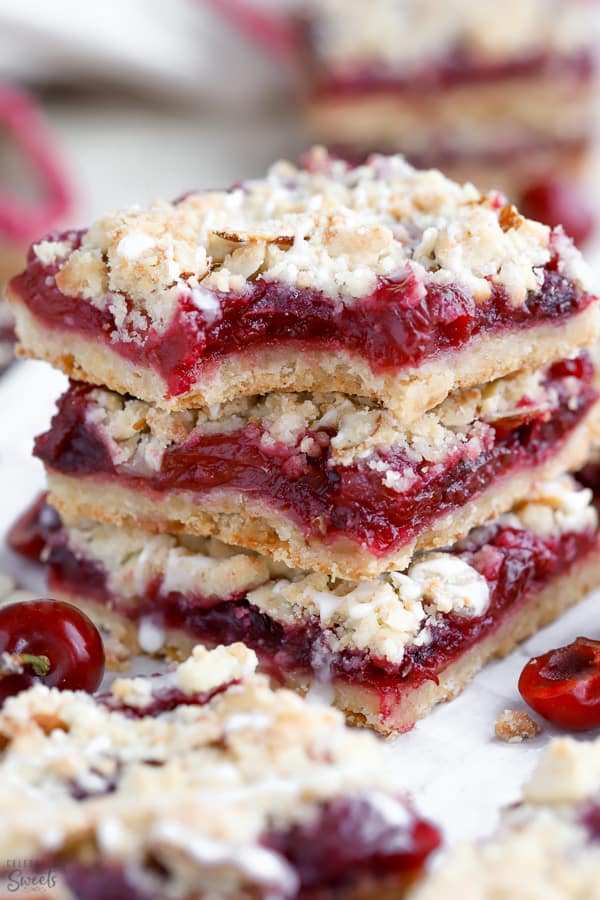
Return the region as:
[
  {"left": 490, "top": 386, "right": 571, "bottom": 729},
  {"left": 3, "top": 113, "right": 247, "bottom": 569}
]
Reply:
[{"left": 307, "top": 79, "right": 595, "bottom": 164}]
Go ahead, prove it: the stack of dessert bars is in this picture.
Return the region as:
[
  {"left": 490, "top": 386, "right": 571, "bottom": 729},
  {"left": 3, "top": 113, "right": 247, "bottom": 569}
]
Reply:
[{"left": 9, "top": 148, "right": 600, "bottom": 734}]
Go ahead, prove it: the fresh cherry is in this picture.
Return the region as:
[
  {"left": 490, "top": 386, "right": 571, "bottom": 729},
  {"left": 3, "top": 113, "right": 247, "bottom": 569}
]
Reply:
[
  {"left": 519, "top": 637, "right": 600, "bottom": 730},
  {"left": 7, "top": 492, "right": 62, "bottom": 562},
  {"left": 0, "top": 599, "right": 105, "bottom": 706},
  {"left": 520, "top": 179, "right": 595, "bottom": 247}
]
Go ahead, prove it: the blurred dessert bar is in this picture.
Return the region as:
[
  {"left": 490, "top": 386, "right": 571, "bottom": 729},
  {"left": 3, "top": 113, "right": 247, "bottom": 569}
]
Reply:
[
  {"left": 300, "top": 0, "right": 599, "bottom": 238},
  {"left": 9, "top": 150, "right": 598, "bottom": 417},
  {"left": 0, "top": 642, "right": 441, "bottom": 897},
  {"left": 46, "top": 478, "right": 600, "bottom": 734},
  {"left": 412, "top": 736, "right": 600, "bottom": 897},
  {"left": 36, "top": 357, "right": 598, "bottom": 579}
]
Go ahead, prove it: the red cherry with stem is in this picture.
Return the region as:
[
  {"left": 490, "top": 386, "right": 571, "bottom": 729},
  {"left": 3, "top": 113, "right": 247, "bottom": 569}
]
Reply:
[
  {"left": 519, "top": 637, "right": 600, "bottom": 730},
  {"left": 520, "top": 179, "right": 595, "bottom": 247},
  {"left": 7, "top": 492, "right": 62, "bottom": 562},
  {"left": 0, "top": 599, "right": 105, "bottom": 706}
]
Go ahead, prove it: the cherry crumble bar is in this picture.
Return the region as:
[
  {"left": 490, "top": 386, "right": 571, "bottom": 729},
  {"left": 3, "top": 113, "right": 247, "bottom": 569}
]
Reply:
[
  {"left": 46, "top": 477, "right": 600, "bottom": 734},
  {"left": 8, "top": 149, "right": 599, "bottom": 419},
  {"left": 412, "top": 737, "right": 600, "bottom": 899},
  {"left": 36, "top": 355, "right": 599, "bottom": 580},
  {"left": 0, "top": 643, "right": 440, "bottom": 899}
]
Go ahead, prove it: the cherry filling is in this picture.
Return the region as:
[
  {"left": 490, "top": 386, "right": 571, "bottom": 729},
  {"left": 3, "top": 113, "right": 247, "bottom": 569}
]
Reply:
[
  {"left": 35, "top": 358, "right": 597, "bottom": 559},
  {"left": 47, "top": 520, "right": 598, "bottom": 726},
  {"left": 263, "top": 794, "right": 441, "bottom": 892},
  {"left": 12, "top": 233, "right": 594, "bottom": 397},
  {"left": 29, "top": 795, "right": 439, "bottom": 899},
  {"left": 306, "top": 45, "right": 596, "bottom": 96},
  {"left": 98, "top": 679, "right": 238, "bottom": 719},
  {"left": 24, "top": 864, "right": 162, "bottom": 900}
]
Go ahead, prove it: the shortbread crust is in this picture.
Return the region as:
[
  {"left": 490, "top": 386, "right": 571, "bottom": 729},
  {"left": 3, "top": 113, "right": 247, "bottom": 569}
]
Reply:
[
  {"left": 307, "top": 80, "right": 594, "bottom": 164},
  {"left": 0, "top": 644, "right": 440, "bottom": 898}
]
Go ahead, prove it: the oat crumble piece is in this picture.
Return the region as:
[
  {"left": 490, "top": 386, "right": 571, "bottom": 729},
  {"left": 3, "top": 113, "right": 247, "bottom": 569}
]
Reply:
[{"left": 495, "top": 709, "right": 541, "bottom": 743}]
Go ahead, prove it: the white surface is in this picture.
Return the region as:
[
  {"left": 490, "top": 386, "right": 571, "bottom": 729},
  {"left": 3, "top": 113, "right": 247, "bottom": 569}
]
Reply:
[{"left": 3, "top": 99, "right": 600, "bottom": 854}]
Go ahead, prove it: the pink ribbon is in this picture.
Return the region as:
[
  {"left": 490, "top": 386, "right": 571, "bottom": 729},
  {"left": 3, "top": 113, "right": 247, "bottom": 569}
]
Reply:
[{"left": 0, "top": 83, "right": 72, "bottom": 244}]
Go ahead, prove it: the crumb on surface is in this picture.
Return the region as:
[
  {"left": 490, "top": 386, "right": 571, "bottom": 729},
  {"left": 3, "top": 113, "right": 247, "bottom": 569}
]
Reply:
[{"left": 495, "top": 709, "right": 541, "bottom": 743}]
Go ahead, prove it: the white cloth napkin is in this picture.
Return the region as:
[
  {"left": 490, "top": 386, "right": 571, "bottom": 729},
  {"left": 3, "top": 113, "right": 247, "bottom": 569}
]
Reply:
[{"left": 0, "top": 0, "right": 296, "bottom": 103}]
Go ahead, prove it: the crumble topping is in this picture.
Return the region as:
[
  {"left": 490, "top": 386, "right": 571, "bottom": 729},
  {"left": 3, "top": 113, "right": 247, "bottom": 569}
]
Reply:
[
  {"left": 248, "top": 552, "right": 490, "bottom": 666},
  {"left": 0, "top": 643, "right": 414, "bottom": 891},
  {"left": 30, "top": 148, "right": 586, "bottom": 346},
  {"left": 307, "top": 0, "right": 594, "bottom": 72},
  {"left": 413, "top": 737, "right": 600, "bottom": 899},
  {"left": 500, "top": 476, "right": 598, "bottom": 538},
  {"left": 82, "top": 360, "right": 573, "bottom": 474},
  {"left": 495, "top": 709, "right": 541, "bottom": 743},
  {"left": 65, "top": 524, "right": 274, "bottom": 604}
]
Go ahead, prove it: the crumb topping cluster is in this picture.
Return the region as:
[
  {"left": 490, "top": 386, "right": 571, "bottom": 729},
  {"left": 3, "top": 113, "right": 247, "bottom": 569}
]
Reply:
[
  {"left": 29, "top": 148, "right": 582, "bottom": 346},
  {"left": 498, "top": 476, "right": 598, "bottom": 538},
  {"left": 413, "top": 737, "right": 600, "bottom": 899},
  {"left": 84, "top": 361, "right": 571, "bottom": 474},
  {"left": 307, "top": 0, "right": 593, "bottom": 72},
  {"left": 249, "top": 551, "right": 490, "bottom": 666},
  {"left": 64, "top": 520, "right": 490, "bottom": 666},
  {"left": 66, "top": 524, "right": 277, "bottom": 603},
  {"left": 0, "top": 643, "right": 410, "bottom": 896},
  {"left": 494, "top": 709, "right": 541, "bottom": 743},
  {"left": 61, "top": 477, "right": 596, "bottom": 667}
]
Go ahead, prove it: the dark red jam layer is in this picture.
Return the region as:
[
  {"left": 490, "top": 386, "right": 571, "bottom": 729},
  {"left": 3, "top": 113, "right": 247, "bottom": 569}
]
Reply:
[
  {"left": 35, "top": 357, "right": 597, "bottom": 559},
  {"left": 98, "top": 679, "right": 238, "bottom": 719},
  {"left": 305, "top": 39, "right": 596, "bottom": 96},
  {"left": 581, "top": 802, "right": 600, "bottom": 843},
  {"left": 28, "top": 794, "right": 439, "bottom": 899},
  {"left": 263, "top": 794, "right": 441, "bottom": 894},
  {"left": 577, "top": 464, "right": 600, "bottom": 498},
  {"left": 12, "top": 231, "right": 594, "bottom": 397},
  {"left": 47, "top": 517, "right": 598, "bottom": 731}
]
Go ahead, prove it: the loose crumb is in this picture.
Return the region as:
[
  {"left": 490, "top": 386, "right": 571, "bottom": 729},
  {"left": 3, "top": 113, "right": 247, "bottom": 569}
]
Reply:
[{"left": 495, "top": 709, "right": 541, "bottom": 743}]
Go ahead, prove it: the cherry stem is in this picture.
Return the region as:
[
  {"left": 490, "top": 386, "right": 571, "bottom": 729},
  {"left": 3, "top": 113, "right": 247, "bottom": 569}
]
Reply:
[{"left": 0, "top": 651, "right": 51, "bottom": 678}]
